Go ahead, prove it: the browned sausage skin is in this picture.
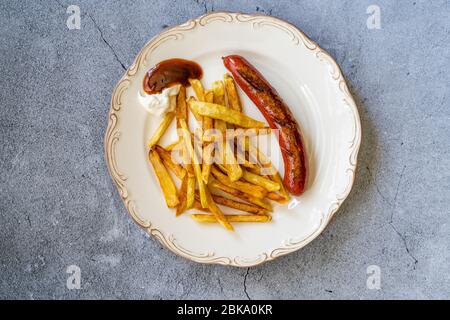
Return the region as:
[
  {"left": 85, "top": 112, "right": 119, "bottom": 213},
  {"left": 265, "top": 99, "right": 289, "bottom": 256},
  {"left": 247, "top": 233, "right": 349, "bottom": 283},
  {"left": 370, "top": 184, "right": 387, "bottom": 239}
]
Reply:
[{"left": 223, "top": 55, "right": 306, "bottom": 195}]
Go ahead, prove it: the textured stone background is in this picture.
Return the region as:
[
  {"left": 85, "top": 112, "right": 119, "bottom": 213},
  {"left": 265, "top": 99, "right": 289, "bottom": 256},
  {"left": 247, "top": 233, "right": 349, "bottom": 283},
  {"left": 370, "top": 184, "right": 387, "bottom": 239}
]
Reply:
[{"left": 1, "top": 0, "right": 449, "bottom": 299}]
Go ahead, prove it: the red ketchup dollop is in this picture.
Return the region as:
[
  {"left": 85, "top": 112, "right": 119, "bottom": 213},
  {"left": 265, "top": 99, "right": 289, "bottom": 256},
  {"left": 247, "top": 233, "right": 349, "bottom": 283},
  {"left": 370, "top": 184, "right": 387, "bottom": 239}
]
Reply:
[{"left": 143, "top": 58, "right": 203, "bottom": 94}]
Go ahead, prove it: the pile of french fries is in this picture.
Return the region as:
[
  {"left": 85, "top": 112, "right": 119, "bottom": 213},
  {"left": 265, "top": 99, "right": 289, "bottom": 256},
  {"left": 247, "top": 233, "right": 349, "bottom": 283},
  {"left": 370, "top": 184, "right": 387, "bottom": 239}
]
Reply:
[{"left": 148, "top": 74, "right": 290, "bottom": 231}]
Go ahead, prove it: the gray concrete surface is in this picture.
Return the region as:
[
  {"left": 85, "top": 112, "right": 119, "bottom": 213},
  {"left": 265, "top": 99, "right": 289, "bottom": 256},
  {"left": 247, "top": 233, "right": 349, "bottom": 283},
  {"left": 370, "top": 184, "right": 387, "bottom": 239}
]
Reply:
[{"left": 0, "top": 0, "right": 449, "bottom": 299}]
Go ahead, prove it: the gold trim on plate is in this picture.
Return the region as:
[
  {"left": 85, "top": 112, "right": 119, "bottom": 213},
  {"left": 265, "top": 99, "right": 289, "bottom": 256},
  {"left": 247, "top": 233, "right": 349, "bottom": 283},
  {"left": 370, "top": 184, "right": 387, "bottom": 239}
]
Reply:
[{"left": 104, "top": 12, "right": 361, "bottom": 267}]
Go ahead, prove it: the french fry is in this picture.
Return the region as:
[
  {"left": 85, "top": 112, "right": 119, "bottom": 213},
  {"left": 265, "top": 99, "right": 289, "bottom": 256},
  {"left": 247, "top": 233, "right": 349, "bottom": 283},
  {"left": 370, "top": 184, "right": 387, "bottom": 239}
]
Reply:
[
  {"left": 211, "top": 194, "right": 269, "bottom": 215},
  {"left": 210, "top": 81, "right": 244, "bottom": 181},
  {"left": 223, "top": 144, "right": 242, "bottom": 182},
  {"left": 148, "top": 149, "right": 179, "bottom": 208},
  {"left": 204, "top": 89, "right": 214, "bottom": 103},
  {"left": 165, "top": 140, "right": 181, "bottom": 151},
  {"left": 197, "top": 190, "right": 269, "bottom": 215},
  {"left": 148, "top": 111, "right": 175, "bottom": 148},
  {"left": 193, "top": 199, "right": 210, "bottom": 212},
  {"left": 203, "top": 128, "right": 272, "bottom": 142},
  {"left": 154, "top": 145, "right": 186, "bottom": 180},
  {"left": 244, "top": 138, "right": 290, "bottom": 201},
  {"left": 211, "top": 166, "right": 267, "bottom": 199},
  {"left": 176, "top": 175, "right": 188, "bottom": 216},
  {"left": 191, "top": 214, "right": 271, "bottom": 223},
  {"left": 213, "top": 117, "right": 242, "bottom": 181},
  {"left": 189, "top": 101, "right": 265, "bottom": 128},
  {"left": 201, "top": 142, "right": 215, "bottom": 184},
  {"left": 224, "top": 73, "right": 242, "bottom": 112},
  {"left": 208, "top": 180, "right": 272, "bottom": 211},
  {"left": 242, "top": 170, "right": 280, "bottom": 192},
  {"left": 176, "top": 86, "right": 188, "bottom": 122},
  {"left": 175, "top": 86, "right": 192, "bottom": 166},
  {"left": 187, "top": 96, "right": 203, "bottom": 123},
  {"left": 267, "top": 191, "right": 287, "bottom": 202},
  {"left": 179, "top": 119, "right": 208, "bottom": 208},
  {"left": 212, "top": 80, "right": 227, "bottom": 136},
  {"left": 189, "top": 78, "right": 205, "bottom": 102},
  {"left": 201, "top": 90, "right": 214, "bottom": 184},
  {"left": 235, "top": 151, "right": 258, "bottom": 169},
  {"left": 186, "top": 174, "right": 195, "bottom": 209},
  {"left": 175, "top": 87, "right": 196, "bottom": 207},
  {"left": 212, "top": 80, "right": 225, "bottom": 105},
  {"left": 204, "top": 188, "right": 233, "bottom": 230},
  {"left": 269, "top": 172, "right": 289, "bottom": 203}
]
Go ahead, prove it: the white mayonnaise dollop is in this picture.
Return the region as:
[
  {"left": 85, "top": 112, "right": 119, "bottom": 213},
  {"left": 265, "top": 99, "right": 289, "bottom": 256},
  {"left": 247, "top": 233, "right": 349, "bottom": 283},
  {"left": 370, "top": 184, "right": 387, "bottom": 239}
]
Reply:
[{"left": 139, "top": 84, "right": 181, "bottom": 116}]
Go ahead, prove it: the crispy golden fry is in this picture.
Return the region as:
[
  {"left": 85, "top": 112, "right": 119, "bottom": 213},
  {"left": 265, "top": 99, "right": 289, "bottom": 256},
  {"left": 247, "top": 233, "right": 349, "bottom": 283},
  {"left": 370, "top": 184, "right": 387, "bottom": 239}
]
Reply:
[
  {"left": 189, "top": 78, "right": 205, "bottom": 102},
  {"left": 212, "top": 194, "right": 269, "bottom": 215},
  {"left": 235, "top": 151, "right": 258, "bottom": 169},
  {"left": 203, "top": 128, "right": 272, "bottom": 142},
  {"left": 242, "top": 170, "right": 280, "bottom": 192},
  {"left": 205, "top": 190, "right": 269, "bottom": 214},
  {"left": 186, "top": 174, "right": 195, "bottom": 209},
  {"left": 204, "top": 188, "right": 233, "bottom": 230},
  {"left": 174, "top": 88, "right": 191, "bottom": 165},
  {"left": 269, "top": 172, "right": 290, "bottom": 203},
  {"left": 213, "top": 85, "right": 227, "bottom": 132},
  {"left": 175, "top": 90, "right": 194, "bottom": 178},
  {"left": 241, "top": 135, "right": 282, "bottom": 170},
  {"left": 211, "top": 166, "right": 267, "bottom": 199},
  {"left": 194, "top": 194, "right": 265, "bottom": 215},
  {"left": 204, "top": 90, "right": 214, "bottom": 103},
  {"left": 201, "top": 142, "right": 215, "bottom": 184},
  {"left": 212, "top": 80, "right": 225, "bottom": 105},
  {"left": 148, "top": 112, "right": 175, "bottom": 148},
  {"left": 148, "top": 149, "right": 179, "bottom": 208},
  {"left": 176, "top": 86, "right": 187, "bottom": 122},
  {"left": 180, "top": 119, "right": 208, "bottom": 208},
  {"left": 215, "top": 163, "right": 228, "bottom": 174},
  {"left": 191, "top": 214, "right": 271, "bottom": 223},
  {"left": 193, "top": 199, "right": 209, "bottom": 212},
  {"left": 212, "top": 113, "right": 242, "bottom": 181},
  {"left": 187, "top": 96, "right": 203, "bottom": 123},
  {"left": 176, "top": 175, "right": 188, "bottom": 216},
  {"left": 243, "top": 138, "right": 290, "bottom": 202},
  {"left": 267, "top": 191, "right": 287, "bottom": 202},
  {"left": 208, "top": 180, "right": 272, "bottom": 211},
  {"left": 201, "top": 90, "right": 214, "bottom": 184},
  {"left": 216, "top": 162, "right": 277, "bottom": 192},
  {"left": 189, "top": 101, "right": 265, "bottom": 128},
  {"left": 154, "top": 145, "right": 186, "bottom": 180},
  {"left": 219, "top": 153, "right": 257, "bottom": 171},
  {"left": 175, "top": 91, "right": 195, "bottom": 208},
  {"left": 211, "top": 81, "right": 244, "bottom": 180},
  {"left": 224, "top": 73, "right": 242, "bottom": 112},
  {"left": 165, "top": 140, "right": 181, "bottom": 151},
  {"left": 223, "top": 144, "right": 242, "bottom": 182}
]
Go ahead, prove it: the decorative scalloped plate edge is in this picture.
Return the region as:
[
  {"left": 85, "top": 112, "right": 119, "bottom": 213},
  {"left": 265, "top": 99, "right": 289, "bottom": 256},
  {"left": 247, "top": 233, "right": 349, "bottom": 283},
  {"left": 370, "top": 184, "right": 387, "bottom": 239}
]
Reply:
[{"left": 104, "top": 12, "right": 361, "bottom": 267}]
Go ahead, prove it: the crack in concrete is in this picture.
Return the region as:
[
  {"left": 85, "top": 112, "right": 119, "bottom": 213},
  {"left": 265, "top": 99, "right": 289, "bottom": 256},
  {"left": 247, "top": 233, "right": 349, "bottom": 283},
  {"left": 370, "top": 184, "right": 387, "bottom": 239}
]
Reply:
[
  {"left": 388, "top": 165, "right": 418, "bottom": 268},
  {"left": 243, "top": 268, "right": 251, "bottom": 300},
  {"left": 390, "top": 165, "right": 406, "bottom": 223},
  {"left": 388, "top": 221, "right": 418, "bottom": 268},
  {"left": 86, "top": 13, "right": 126, "bottom": 71},
  {"left": 53, "top": 0, "right": 126, "bottom": 71},
  {"left": 367, "top": 165, "right": 418, "bottom": 268},
  {"left": 366, "top": 166, "right": 392, "bottom": 206},
  {"left": 217, "top": 277, "right": 224, "bottom": 295},
  {"left": 26, "top": 215, "right": 32, "bottom": 227}
]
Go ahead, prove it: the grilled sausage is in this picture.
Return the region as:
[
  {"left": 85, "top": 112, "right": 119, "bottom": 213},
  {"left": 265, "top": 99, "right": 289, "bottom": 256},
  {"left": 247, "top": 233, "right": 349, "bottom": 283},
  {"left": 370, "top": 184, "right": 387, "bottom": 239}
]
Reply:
[{"left": 223, "top": 55, "right": 306, "bottom": 195}]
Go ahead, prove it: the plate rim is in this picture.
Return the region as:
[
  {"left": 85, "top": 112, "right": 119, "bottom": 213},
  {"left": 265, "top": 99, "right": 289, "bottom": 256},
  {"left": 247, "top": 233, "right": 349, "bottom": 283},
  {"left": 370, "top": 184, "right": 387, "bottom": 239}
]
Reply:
[{"left": 104, "top": 11, "right": 362, "bottom": 267}]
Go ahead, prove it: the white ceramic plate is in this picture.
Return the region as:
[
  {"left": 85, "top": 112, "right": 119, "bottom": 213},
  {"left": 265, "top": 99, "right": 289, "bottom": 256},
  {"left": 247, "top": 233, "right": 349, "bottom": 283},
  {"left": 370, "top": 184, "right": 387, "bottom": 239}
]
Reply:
[{"left": 105, "top": 12, "right": 361, "bottom": 267}]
